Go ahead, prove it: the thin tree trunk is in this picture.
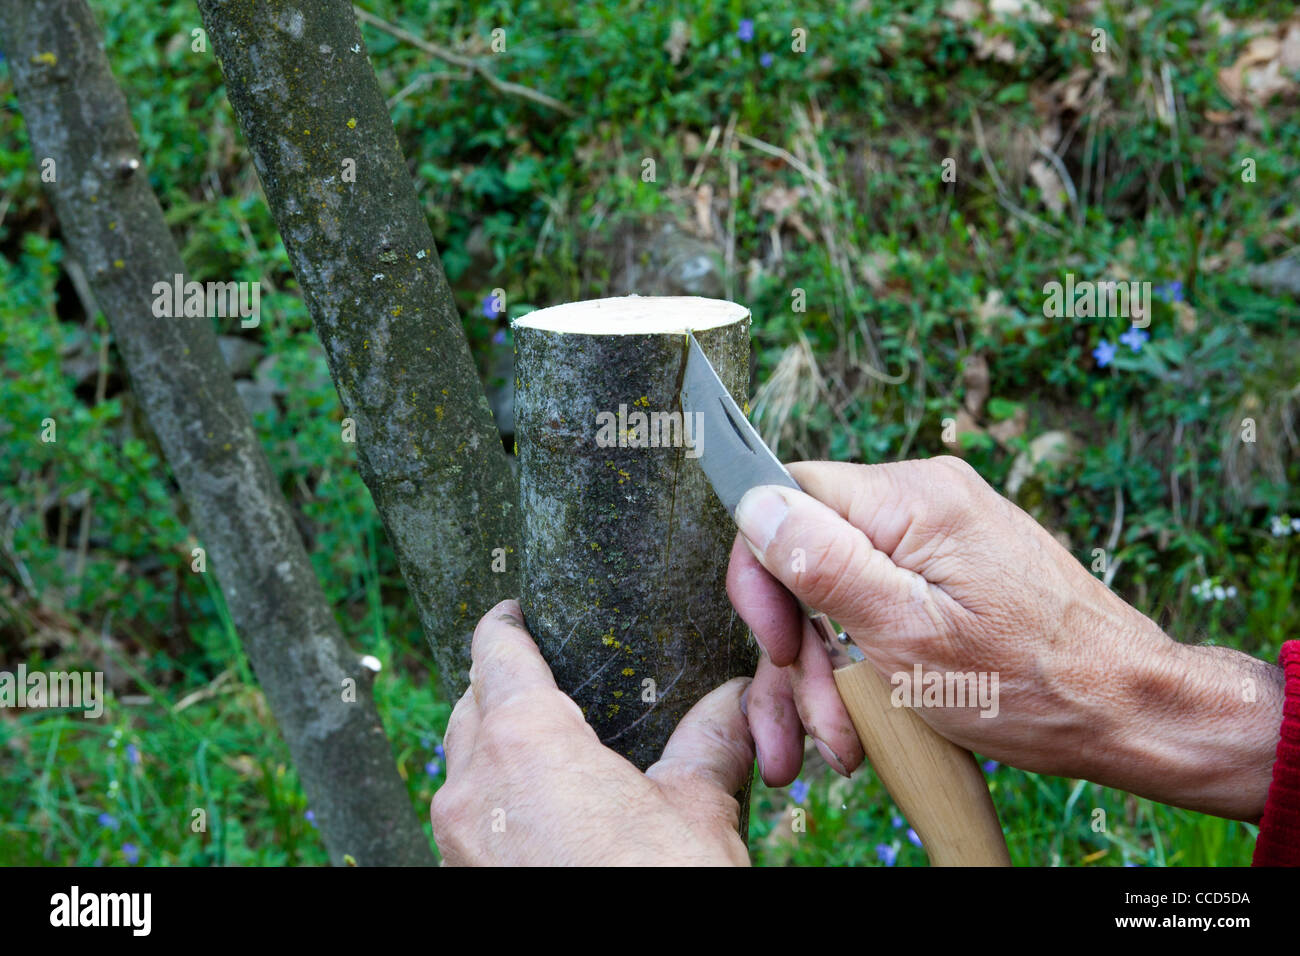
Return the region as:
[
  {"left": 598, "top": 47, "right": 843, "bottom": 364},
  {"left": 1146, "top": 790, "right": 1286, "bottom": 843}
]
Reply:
[
  {"left": 1, "top": 0, "right": 432, "bottom": 866},
  {"left": 513, "top": 298, "right": 758, "bottom": 773},
  {"left": 194, "top": 0, "right": 519, "bottom": 696}
]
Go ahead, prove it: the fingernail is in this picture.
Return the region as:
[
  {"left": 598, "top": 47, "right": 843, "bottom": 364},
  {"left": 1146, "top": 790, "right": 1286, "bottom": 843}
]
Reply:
[
  {"left": 814, "top": 736, "right": 849, "bottom": 777},
  {"left": 735, "top": 486, "right": 789, "bottom": 556}
]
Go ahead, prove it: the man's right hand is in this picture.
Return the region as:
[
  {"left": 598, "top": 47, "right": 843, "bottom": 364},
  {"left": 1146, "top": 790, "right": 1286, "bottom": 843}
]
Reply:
[{"left": 727, "top": 457, "right": 1282, "bottom": 822}]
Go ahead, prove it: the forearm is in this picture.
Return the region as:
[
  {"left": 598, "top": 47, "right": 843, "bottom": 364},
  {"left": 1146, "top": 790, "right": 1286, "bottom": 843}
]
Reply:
[{"left": 1090, "top": 632, "right": 1284, "bottom": 821}]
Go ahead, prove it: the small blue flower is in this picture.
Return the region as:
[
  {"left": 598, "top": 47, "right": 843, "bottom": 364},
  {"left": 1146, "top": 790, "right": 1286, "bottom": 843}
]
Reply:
[
  {"left": 481, "top": 294, "right": 500, "bottom": 318},
  {"left": 982, "top": 759, "right": 999, "bottom": 773},
  {"left": 425, "top": 760, "right": 442, "bottom": 778},
  {"left": 1119, "top": 326, "right": 1149, "bottom": 352},
  {"left": 790, "top": 778, "right": 810, "bottom": 804},
  {"left": 1093, "top": 339, "right": 1116, "bottom": 367},
  {"left": 122, "top": 843, "right": 140, "bottom": 864},
  {"left": 1155, "top": 280, "right": 1183, "bottom": 303},
  {"left": 492, "top": 328, "right": 507, "bottom": 345},
  {"left": 304, "top": 809, "right": 317, "bottom": 828},
  {"left": 890, "top": 813, "right": 904, "bottom": 829},
  {"left": 875, "top": 843, "right": 898, "bottom": 866},
  {"left": 907, "top": 827, "right": 923, "bottom": 847},
  {"left": 760, "top": 52, "right": 773, "bottom": 68},
  {"left": 434, "top": 743, "right": 446, "bottom": 760},
  {"left": 1124, "top": 861, "right": 1141, "bottom": 867},
  {"left": 420, "top": 735, "right": 432, "bottom": 749},
  {"left": 98, "top": 812, "right": 119, "bottom": 831},
  {"left": 737, "top": 19, "right": 755, "bottom": 42},
  {"left": 126, "top": 743, "right": 140, "bottom": 765}
]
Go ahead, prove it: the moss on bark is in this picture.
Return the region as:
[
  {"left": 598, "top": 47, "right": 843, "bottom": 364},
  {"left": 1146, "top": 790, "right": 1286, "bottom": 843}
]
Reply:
[{"left": 194, "top": 0, "right": 519, "bottom": 696}]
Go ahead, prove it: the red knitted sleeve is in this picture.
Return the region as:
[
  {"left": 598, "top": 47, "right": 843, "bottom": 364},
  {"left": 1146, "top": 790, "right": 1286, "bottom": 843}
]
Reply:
[{"left": 1253, "top": 640, "right": 1300, "bottom": 866}]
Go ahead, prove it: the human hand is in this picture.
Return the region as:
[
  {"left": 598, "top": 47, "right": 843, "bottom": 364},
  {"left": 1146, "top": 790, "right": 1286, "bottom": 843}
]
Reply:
[
  {"left": 431, "top": 600, "right": 754, "bottom": 865},
  {"left": 727, "top": 457, "right": 1282, "bottom": 821}
]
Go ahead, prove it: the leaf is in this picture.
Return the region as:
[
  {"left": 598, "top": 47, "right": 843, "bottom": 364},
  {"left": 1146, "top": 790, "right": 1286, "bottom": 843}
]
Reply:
[
  {"left": 987, "top": 396, "right": 1023, "bottom": 421},
  {"left": 504, "top": 158, "right": 538, "bottom": 192},
  {"left": 995, "top": 83, "right": 1029, "bottom": 104}
]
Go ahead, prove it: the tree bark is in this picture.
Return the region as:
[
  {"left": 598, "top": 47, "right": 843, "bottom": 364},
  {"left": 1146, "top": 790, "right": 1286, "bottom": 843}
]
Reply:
[
  {"left": 194, "top": 0, "right": 520, "bottom": 696},
  {"left": 514, "top": 297, "right": 758, "bottom": 772},
  {"left": 1, "top": 0, "right": 432, "bottom": 866}
]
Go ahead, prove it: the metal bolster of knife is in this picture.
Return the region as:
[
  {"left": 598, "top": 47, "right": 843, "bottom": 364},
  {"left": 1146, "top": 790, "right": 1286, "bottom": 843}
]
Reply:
[{"left": 803, "top": 606, "right": 865, "bottom": 669}]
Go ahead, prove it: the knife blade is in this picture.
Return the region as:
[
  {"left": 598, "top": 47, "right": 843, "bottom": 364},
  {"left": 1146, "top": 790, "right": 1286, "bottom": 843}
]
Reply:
[
  {"left": 681, "top": 331, "right": 1010, "bottom": 866},
  {"left": 681, "top": 334, "right": 860, "bottom": 668}
]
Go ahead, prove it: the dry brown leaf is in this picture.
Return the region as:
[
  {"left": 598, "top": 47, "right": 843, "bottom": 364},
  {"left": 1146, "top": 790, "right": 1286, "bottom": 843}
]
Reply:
[
  {"left": 943, "top": 408, "right": 986, "bottom": 454},
  {"left": 664, "top": 19, "right": 690, "bottom": 65},
  {"left": 1282, "top": 23, "right": 1300, "bottom": 71},
  {"left": 1006, "top": 430, "right": 1079, "bottom": 497},
  {"left": 971, "top": 289, "right": 1013, "bottom": 337},
  {"left": 694, "top": 183, "right": 714, "bottom": 238},
  {"left": 1201, "top": 239, "right": 1244, "bottom": 272},
  {"left": 962, "top": 354, "right": 991, "bottom": 416},
  {"left": 785, "top": 211, "right": 816, "bottom": 243},
  {"left": 1219, "top": 25, "right": 1300, "bottom": 105},
  {"left": 991, "top": 0, "right": 1052, "bottom": 25},
  {"left": 988, "top": 406, "right": 1028, "bottom": 447},
  {"left": 944, "top": 0, "right": 982, "bottom": 23},
  {"left": 859, "top": 250, "right": 894, "bottom": 292},
  {"left": 758, "top": 184, "right": 806, "bottom": 216},
  {"left": 973, "top": 31, "right": 1018, "bottom": 63},
  {"left": 1027, "top": 158, "right": 1066, "bottom": 216},
  {"left": 1057, "top": 68, "right": 1093, "bottom": 111}
]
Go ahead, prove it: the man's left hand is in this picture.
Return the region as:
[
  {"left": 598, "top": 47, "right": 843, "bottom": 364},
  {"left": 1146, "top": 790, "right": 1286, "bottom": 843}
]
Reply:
[{"left": 432, "top": 600, "right": 754, "bottom": 866}]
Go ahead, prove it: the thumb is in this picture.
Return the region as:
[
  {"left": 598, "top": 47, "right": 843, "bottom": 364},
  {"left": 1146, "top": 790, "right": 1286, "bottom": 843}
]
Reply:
[
  {"left": 733, "top": 483, "right": 919, "bottom": 639},
  {"left": 646, "top": 677, "right": 755, "bottom": 799}
]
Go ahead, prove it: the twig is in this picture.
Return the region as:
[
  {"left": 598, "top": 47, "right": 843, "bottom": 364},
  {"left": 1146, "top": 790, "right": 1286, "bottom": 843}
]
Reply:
[
  {"left": 688, "top": 124, "right": 721, "bottom": 190},
  {"left": 1102, "top": 485, "right": 1124, "bottom": 588},
  {"left": 734, "top": 131, "right": 836, "bottom": 194},
  {"left": 1036, "top": 143, "right": 1079, "bottom": 214},
  {"left": 352, "top": 6, "right": 577, "bottom": 117},
  {"left": 971, "top": 110, "right": 1009, "bottom": 195},
  {"left": 1161, "top": 61, "right": 1186, "bottom": 203},
  {"left": 972, "top": 109, "right": 1065, "bottom": 240},
  {"left": 387, "top": 69, "right": 468, "bottom": 109}
]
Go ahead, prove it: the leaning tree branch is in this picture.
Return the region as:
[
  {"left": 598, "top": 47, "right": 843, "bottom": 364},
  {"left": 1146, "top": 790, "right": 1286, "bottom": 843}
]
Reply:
[{"left": 195, "top": 0, "right": 521, "bottom": 695}]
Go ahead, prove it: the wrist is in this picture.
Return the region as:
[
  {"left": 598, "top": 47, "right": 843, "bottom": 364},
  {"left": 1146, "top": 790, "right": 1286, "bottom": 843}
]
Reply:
[{"left": 1095, "top": 633, "right": 1283, "bottom": 820}]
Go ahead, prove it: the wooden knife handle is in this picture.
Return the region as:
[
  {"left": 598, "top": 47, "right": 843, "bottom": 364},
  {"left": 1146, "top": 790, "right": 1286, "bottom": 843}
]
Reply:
[{"left": 832, "top": 658, "right": 1011, "bottom": 866}]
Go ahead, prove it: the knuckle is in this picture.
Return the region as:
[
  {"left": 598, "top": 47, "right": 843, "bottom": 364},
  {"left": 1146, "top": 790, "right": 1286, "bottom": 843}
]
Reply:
[
  {"left": 797, "top": 533, "right": 868, "bottom": 612},
  {"left": 932, "top": 454, "right": 977, "bottom": 481},
  {"left": 480, "top": 689, "right": 580, "bottom": 753},
  {"left": 925, "top": 456, "right": 982, "bottom": 520},
  {"left": 430, "top": 783, "right": 467, "bottom": 837}
]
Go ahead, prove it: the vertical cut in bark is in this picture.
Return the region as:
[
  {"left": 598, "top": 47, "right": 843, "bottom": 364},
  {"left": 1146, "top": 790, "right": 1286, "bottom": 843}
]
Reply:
[{"left": 514, "top": 297, "right": 757, "bottom": 771}]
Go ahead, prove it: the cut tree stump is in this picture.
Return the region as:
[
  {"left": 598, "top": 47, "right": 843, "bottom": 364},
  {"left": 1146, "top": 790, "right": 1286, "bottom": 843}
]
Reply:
[{"left": 514, "top": 297, "right": 757, "bottom": 771}]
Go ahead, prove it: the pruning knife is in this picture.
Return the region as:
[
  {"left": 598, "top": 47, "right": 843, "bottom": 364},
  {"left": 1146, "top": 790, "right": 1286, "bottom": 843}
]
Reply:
[{"left": 681, "top": 332, "right": 1010, "bottom": 866}]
